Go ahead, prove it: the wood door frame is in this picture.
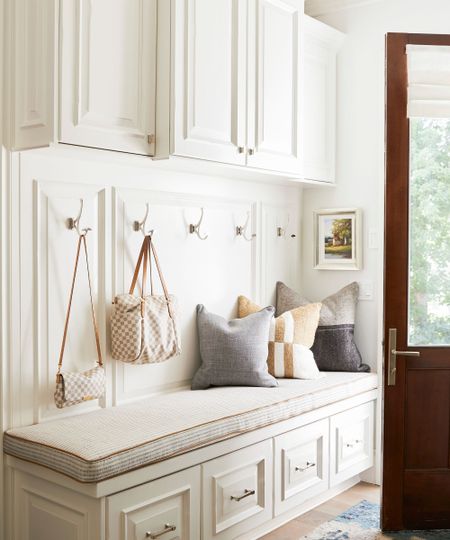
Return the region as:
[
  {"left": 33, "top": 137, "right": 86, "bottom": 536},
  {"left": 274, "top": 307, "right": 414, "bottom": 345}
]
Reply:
[{"left": 383, "top": 32, "right": 450, "bottom": 531}]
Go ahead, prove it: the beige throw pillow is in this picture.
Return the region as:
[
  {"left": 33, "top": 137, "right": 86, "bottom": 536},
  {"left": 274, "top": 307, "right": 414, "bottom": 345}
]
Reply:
[{"left": 238, "top": 296, "right": 323, "bottom": 379}]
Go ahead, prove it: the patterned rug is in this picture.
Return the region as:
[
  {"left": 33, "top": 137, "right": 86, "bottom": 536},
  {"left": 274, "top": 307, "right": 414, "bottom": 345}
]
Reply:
[{"left": 301, "top": 500, "right": 450, "bottom": 539}]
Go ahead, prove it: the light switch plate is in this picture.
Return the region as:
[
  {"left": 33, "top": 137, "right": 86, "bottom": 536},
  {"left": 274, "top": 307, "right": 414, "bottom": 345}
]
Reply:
[{"left": 358, "top": 281, "right": 373, "bottom": 301}]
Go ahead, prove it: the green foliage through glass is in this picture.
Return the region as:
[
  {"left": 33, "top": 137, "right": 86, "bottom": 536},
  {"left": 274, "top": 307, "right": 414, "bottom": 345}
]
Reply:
[{"left": 408, "top": 118, "right": 450, "bottom": 346}]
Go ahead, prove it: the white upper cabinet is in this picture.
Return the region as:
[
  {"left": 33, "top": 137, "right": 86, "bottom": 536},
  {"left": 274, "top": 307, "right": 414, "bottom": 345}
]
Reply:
[
  {"left": 172, "top": 0, "right": 247, "bottom": 165},
  {"left": 246, "top": 0, "right": 303, "bottom": 174},
  {"left": 5, "top": 0, "right": 342, "bottom": 182},
  {"left": 172, "top": 0, "right": 305, "bottom": 175},
  {"left": 59, "top": 0, "right": 157, "bottom": 155},
  {"left": 302, "top": 16, "right": 343, "bottom": 183},
  {"left": 3, "top": 0, "right": 55, "bottom": 150}
]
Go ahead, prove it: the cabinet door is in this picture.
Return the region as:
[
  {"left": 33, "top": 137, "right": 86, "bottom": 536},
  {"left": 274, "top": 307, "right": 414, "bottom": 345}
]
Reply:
[
  {"left": 302, "top": 16, "right": 343, "bottom": 183},
  {"left": 107, "top": 467, "right": 201, "bottom": 540},
  {"left": 274, "top": 418, "right": 329, "bottom": 516},
  {"left": 202, "top": 440, "right": 273, "bottom": 540},
  {"left": 60, "top": 0, "right": 156, "bottom": 155},
  {"left": 172, "top": 0, "right": 247, "bottom": 165},
  {"left": 330, "top": 401, "right": 375, "bottom": 487},
  {"left": 247, "top": 0, "right": 303, "bottom": 174}
]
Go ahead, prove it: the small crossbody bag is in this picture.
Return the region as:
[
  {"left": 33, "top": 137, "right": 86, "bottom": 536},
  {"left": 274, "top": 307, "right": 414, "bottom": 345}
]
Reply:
[
  {"left": 111, "top": 234, "right": 181, "bottom": 364},
  {"left": 54, "top": 233, "right": 105, "bottom": 409}
]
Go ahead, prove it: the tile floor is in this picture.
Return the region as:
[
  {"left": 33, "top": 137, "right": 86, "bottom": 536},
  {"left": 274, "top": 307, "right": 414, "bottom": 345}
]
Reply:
[{"left": 260, "top": 481, "right": 381, "bottom": 539}]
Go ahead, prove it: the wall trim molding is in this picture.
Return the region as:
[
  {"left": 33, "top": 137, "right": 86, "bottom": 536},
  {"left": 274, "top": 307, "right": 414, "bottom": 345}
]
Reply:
[{"left": 305, "top": 0, "right": 382, "bottom": 17}]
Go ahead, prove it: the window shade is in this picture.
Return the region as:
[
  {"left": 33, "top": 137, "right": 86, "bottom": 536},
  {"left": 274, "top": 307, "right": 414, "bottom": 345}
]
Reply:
[{"left": 406, "top": 44, "right": 450, "bottom": 118}]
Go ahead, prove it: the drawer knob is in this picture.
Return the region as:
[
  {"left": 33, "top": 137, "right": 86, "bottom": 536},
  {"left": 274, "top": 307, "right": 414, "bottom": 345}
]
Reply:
[
  {"left": 146, "top": 524, "right": 176, "bottom": 538},
  {"left": 230, "top": 488, "right": 256, "bottom": 502},
  {"left": 346, "top": 439, "right": 363, "bottom": 448},
  {"left": 295, "top": 461, "right": 316, "bottom": 472}
]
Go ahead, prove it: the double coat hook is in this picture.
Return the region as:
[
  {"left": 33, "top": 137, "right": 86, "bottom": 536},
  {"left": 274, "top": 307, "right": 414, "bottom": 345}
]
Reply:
[
  {"left": 189, "top": 208, "right": 208, "bottom": 240},
  {"left": 66, "top": 199, "right": 91, "bottom": 236},
  {"left": 277, "top": 215, "right": 296, "bottom": 239},
  {"left": 133, "top": 203, "right": 154, "bottom": 236},
  {"left": 236, "top": 212, "right": 256, "bottom": 241}
]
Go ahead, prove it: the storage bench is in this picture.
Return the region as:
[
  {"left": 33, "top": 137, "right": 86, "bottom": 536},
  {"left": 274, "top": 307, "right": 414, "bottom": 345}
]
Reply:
[{"left": 4, "top": 372, "right": 378, "bottom": 540}]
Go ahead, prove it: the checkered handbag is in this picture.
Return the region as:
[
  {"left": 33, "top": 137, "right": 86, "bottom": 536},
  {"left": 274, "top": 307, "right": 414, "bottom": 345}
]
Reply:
[
  {"left": 54, "top": 233, "right": 105, "bottom": 409},
  {"left": 111, "top": 234, "right": 181, "bottom": 364}
]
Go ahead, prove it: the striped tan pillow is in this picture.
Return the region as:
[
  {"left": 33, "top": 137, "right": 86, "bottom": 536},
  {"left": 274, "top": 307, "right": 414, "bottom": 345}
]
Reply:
[{"left": 238, "top": 296, "right": 323, "bottom": 379}]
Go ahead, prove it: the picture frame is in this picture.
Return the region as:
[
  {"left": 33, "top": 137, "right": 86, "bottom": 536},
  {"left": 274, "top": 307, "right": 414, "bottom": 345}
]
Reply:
[{"left": 313, "top": 208, "right": 362, "bottom": 270}]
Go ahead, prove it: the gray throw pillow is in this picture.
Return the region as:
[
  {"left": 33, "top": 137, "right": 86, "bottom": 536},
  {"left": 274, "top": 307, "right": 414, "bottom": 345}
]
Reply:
[
  {"left": 192, "top": 305, "right": 278, "bottom": 390},
  {"left": 276, "top": 282, "right": 369, "bottom": 373}
]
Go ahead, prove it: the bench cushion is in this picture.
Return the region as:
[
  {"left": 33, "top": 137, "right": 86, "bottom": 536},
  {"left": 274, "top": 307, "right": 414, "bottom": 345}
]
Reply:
[{"left": 4, "top": 372, "right": 377, "bottom": 483}]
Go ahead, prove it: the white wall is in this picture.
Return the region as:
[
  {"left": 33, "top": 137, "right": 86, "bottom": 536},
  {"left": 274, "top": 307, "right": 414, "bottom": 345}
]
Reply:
[{"left": 301, "top": 0, "right": 450, "bottom": 484}]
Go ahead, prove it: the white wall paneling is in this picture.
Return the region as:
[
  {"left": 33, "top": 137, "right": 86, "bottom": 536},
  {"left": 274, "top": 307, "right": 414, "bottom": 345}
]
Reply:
[
  {"left": 59, "top": 0, "right": 158, "bottom": 155},
  {"left": 34, "top": 181, "right": 108, "bottom": 422},
  {"left": 261, "top": 202, "right": 300, "bottom": 306},
  {"left": 113, "top": 189, "right": 258, "bottom": 404},
  {"left": 3, "top": 0, "right": 55, "bottom": 150},
  {"left": 5, "top": 146, "right": 301, "bottom": 426}
]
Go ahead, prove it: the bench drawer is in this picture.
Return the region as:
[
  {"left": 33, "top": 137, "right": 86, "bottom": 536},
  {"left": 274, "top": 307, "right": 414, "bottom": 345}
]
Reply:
[
  {"left": 107, "top": 467, "right": 200, "bottom": 540},
  {"left": 202, "top": 440, "right": 273, "bottom": 540},
  {"left": 274, "top": 418, "right": 329, "bottom": 515},
  {"left": 330, "top": 400, "right": 375, "bottom": 486}
]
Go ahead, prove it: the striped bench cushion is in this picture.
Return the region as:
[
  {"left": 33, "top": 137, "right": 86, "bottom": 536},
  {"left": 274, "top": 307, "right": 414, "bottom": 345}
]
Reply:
[{"left": 3, "top": 372, "right": 377, "bottom": 483}]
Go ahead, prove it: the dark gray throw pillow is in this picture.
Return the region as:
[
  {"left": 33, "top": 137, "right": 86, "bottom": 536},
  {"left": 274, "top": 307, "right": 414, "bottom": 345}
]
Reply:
[
  {"left": 191, "top": 304, "right": 278, "bottom": 390},
  {"left": 276, "top": 282, "right": 369, "bottom": 373}
]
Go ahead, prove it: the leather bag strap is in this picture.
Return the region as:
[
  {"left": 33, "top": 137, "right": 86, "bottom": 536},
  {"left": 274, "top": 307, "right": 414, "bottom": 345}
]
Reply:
[
  {"left": 148, "top": 236, "right": 174, "bottom": 319},
  {"left": 129, "top": 236, "right": 148, "bottom": 295},
  {"left": 82, "top": 235, "right": 103, "bottom": 367},
  {"left": 57, "top": 233, "right": 103, "bottom": 374}
]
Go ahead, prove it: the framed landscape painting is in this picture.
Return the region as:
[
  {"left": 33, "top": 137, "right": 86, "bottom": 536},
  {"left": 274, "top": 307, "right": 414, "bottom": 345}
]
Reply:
[{"left": 313, "top": 208, "right": 362, "bottom": 270}]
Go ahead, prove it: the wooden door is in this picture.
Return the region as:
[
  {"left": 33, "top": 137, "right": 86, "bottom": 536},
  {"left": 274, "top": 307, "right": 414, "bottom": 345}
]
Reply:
[
  {"left": 383, "top": 33, "right": 450, "bottom": 531},
  {"left": 247, "top": 0, "right": 303, "bottom": 174},
  {"left": 172, "top": 0, "right": 247, "bottom": 165},
  {"left": 60, "top": 0, "right": 157, "bottom": 155}
]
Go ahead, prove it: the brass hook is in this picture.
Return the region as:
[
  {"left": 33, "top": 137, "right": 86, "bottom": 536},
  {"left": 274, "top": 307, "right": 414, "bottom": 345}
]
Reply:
[
  {"left": 189, "top": 207, "right": 208, "bottom": 240},
  {"left": 67, "top": 199, "right": 91, "bottom": 236},
  {"left": 236, "top": 212, "right": 256, "bottom": 241},
  {"left": 133, "top": 203, "right": 153, "bottom": 236}
]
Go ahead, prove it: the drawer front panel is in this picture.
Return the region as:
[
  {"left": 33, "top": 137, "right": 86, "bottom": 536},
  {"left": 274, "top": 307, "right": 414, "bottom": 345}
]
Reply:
[
  {"left": 107, "top": 467, "right": 200, "bottom": 540},
  {"left": 330, "top": 400, "right": 375, "bottom": 486},
  {"left": 274, "top": 418, "right": 329, "bottom": 515},
  {"left": 202, "top": 440, "right": 273, "bottom": 540}
]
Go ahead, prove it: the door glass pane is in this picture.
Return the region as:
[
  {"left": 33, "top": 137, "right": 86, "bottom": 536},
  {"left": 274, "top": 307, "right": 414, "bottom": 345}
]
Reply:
[{"left": 408, "top": 118, "right": 450, "bottom": 346}]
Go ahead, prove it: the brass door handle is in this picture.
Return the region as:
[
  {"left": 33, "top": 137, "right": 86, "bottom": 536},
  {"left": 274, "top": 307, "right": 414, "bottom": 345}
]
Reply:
[
  {"left": 388, "top": 328, "right": 421, "bottom": 386},
  {"left": 391, "top": 349, "right": 421, "bottom": 357}
]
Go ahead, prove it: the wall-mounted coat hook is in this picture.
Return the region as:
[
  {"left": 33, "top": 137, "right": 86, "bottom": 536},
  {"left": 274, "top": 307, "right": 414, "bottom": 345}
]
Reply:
[
  {"left": 277, "top": 215, "right": 296, "bottom": 239},
  {"left": 189, "top": 207, "right": 208, "bottom": 240},
  {"left": 66, "top": 199, "right": 91, "bottom": 236},
  {"left": 133, "top": 203, "right": 153, "bottom": 236},
  {"left": 236, "top": 212, "right": 256, "bottom": 241}
]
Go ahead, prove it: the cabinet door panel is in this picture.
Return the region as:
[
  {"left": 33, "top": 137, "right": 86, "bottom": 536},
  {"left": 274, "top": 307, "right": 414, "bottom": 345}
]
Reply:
[
  {"left": 302, "top": 16, "right": 342, "bottom": 183},
  {"left": 107, "top": 467, "right": 200, "bottom": 540},
  {"left": 60, "top": 0, "right": 156, "bottom": 155},
  {"left": 248, "top": 0, "right": 303, "bottom": 174},
  {"left": 173, "top": 0, "right": 246, "bottom": 164}
]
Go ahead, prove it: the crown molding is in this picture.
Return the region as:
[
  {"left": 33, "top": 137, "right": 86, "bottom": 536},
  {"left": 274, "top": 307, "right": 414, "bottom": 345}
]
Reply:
[{"left": 305, "top": 0, "right": 382, "bottom": 17}]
